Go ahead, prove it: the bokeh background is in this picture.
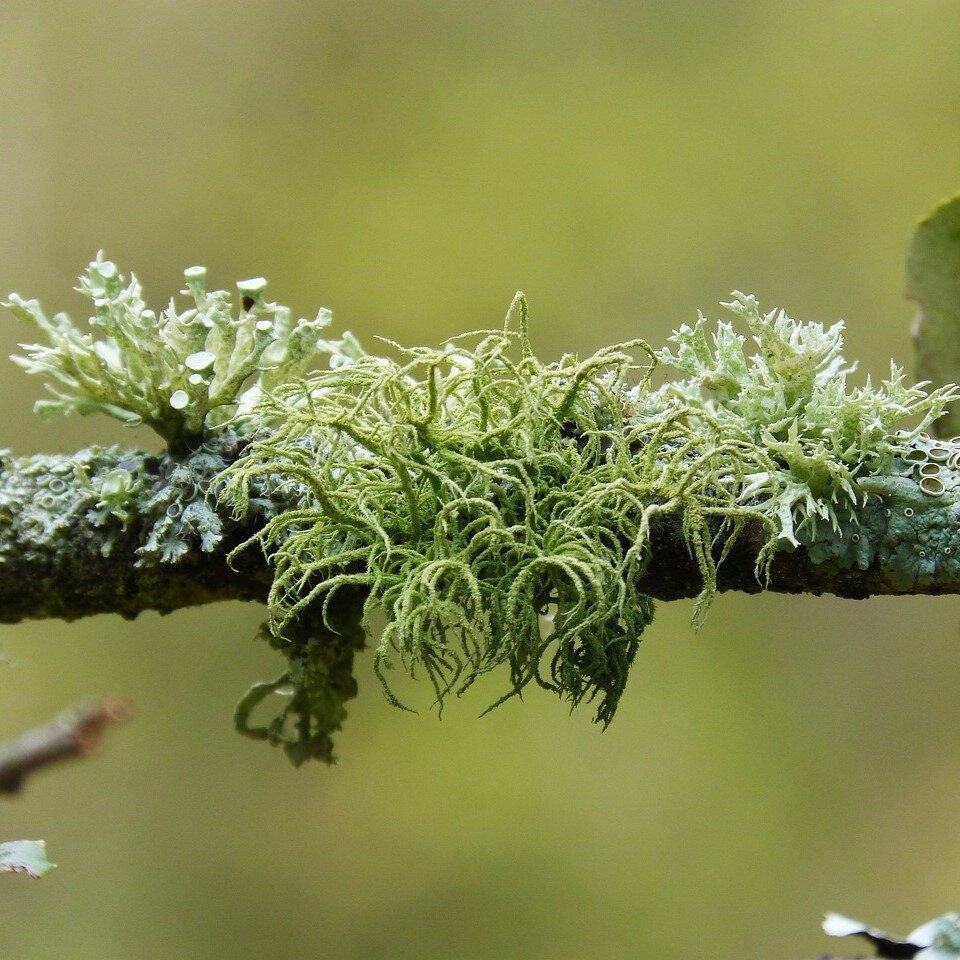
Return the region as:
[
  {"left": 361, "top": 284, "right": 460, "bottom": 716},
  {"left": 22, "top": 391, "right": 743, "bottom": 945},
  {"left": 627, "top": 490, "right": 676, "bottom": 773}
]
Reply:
[{"left": 1, "top": 2, "right": 960, "bottom": 958}]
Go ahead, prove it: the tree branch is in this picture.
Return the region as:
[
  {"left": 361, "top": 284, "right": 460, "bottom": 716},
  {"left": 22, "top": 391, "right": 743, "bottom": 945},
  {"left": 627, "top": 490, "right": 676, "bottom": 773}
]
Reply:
[
  {"left": 0, "top": 440, "right": 271, "bottom": 625},
  {"left": 0, "top": 700, "right": 131, "bottom": 794},
  {"left": 0, "top": 439, "right": 953, "bottom": 632}
]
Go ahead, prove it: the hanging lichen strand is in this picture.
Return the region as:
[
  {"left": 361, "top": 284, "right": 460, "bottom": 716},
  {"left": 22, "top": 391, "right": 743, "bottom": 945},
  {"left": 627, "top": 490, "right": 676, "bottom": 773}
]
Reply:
[
  {"left": 219, "top": 292, "right": 959, "bottom": 758},
  {"left": 220, "top": 297, "right": 681, "bottom": 728},
  {"left": 7, "top": 260, "right": 960, "bottom": 763}
]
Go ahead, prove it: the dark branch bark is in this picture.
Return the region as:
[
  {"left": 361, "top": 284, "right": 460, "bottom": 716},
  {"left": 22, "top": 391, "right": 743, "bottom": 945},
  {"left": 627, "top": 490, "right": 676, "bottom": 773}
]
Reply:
[
  {"left": 0, "top": 700, "right": 131, "bottom": 794},
  {"left": 641, "top": 513, "right": 953, "bottom": 602},
  {"left": 0, "top": 442, "right": 272, "bottom": 625}
]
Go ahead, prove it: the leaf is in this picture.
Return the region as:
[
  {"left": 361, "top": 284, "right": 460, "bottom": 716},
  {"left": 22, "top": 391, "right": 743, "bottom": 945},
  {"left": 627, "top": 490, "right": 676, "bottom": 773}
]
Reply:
[
  {"left": 0, "top": 840, "right": 55, "bottom": 878},
  {"left": 823, "top": 912, "right": 924, "bottom": 958},
  {"left": 823, "top": 911, "right": 960, "bottom": 959},
  {"left": 907, "top": 193, "right": 960, "bottom": 437}
]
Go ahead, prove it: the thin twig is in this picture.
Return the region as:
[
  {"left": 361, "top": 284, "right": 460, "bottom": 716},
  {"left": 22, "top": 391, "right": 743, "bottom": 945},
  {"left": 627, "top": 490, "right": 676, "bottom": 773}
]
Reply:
[{"left": 0, "top": 700, "right": 132, "bottom": 795}]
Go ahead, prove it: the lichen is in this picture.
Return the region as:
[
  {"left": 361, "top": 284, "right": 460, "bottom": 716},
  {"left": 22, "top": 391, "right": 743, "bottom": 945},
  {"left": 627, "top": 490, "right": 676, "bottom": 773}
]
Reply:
[
  {"left": 804, "top": 433, "right": 960, "bottom": 590},
  {"left": 648, "top": 292, "right": 960, "bottom": 546},
  {"left": 232, "top": 589, "right": 365, "bottom": 766},
  {"left": 219, "top": 295, "right": 776, "bottom": 731},
  {"left": 5, "top": 255, "right": 359, "bottom": 451},
  {"left": 217, "top": 291, "right": 960, "bottom": 761},
  {"left": 824, "top": 910, "right": 960, "bottom": 958},
  {"left": 7, "top": 261, "right": 960, "bottom": 764},
  {"left": 133, "top": 434, "right": 236, "bottom": 564},
  {"left": 0, "top": 449, "right": 110, "bottom": 558},
  {"left": 0, "top": 439, "right": 244, "bottom": 566}
]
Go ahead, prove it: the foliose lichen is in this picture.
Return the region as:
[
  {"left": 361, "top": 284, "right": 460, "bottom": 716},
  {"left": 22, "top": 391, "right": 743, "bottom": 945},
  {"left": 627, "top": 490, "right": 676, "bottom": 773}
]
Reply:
[
  {"left": 824, "top": 910, "right": 960, "bottom": 958},
  {"left": 0, "top": 448, "right": 120, "bottom": 560},
  {"left": 804, "top": 432, "right": 960, "bottom": 590}
]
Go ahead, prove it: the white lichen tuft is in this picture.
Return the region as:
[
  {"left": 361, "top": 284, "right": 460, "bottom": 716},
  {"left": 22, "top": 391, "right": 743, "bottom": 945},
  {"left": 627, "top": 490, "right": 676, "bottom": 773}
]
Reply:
[{"left": 5, "top": 254, "right": 363, "bottom": 449}]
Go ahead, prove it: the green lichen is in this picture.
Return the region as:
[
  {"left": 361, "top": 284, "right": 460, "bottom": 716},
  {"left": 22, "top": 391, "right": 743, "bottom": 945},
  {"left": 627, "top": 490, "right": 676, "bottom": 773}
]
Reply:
[
  {"left": 0, "top": 450, "right": 109, "bottom": 557},
  {"left": 5, "top": 255, "right": 357, "bottom": 451},
  {"left": 649, "top": 293, "right": 959, "bottom": 545},
  {"left": 806, "top": 434, "right": 960, "bottom": 590},
  {"left": 7, "top": 260, "right": 960, "bottom": 764},
  {"left": 233, "top": 589, "right": 365, "bottom": 766},
  {"left": 218, "top": 291, "right": 960, "bottom": 760},
  {"left": 824, "top": 910, "right": 960, "bottom": 958},
  {"left": 219, "top": 295, "right": 777, "bottom": 729}
]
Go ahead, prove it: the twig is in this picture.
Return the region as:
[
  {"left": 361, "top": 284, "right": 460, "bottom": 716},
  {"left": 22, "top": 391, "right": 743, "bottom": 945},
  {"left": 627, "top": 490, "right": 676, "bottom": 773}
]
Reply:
[{"left": 0, "top": 700, "right": 132, "bottom": 795}]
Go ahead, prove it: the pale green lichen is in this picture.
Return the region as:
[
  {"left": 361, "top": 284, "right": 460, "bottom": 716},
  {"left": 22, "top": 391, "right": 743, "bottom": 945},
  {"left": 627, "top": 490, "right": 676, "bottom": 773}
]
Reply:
[
  {"left": 0, "top": 446, "right": 133, "bottom": 561},
  {"left": 649, "top": 292, "right": 959, "bottom": 545},
  {"left": 824, "top": 910, "right": 960, "bottom": 958},
  {"left": 806, "top": 434, "right": 960, "bottom": 590},
  {"left": 5, "top": 254, "right": 359, "bottom": 450},
  {"left": 75, "top": 466, "right": 143, "bottom": 536},
  {"left": 219, "top": 295, "right": 776, "bottom": 728},
  {"left": 219, "top": 291, "right": 960, "bottom": 759},
  {"left": 7, "top": 261, "right": 960, "bottom": 763}
]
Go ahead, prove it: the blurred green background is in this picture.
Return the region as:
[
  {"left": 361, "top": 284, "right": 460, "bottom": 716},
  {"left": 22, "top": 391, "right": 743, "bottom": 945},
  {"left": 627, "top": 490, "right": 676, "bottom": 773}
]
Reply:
[{"left": 2, "top": 2, "right": 960, "bottom": 957}]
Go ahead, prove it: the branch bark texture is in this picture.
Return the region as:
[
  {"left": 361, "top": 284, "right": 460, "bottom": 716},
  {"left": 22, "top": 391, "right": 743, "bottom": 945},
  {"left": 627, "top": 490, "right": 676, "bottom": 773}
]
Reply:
[
  {"left": 0, "top": 442, "right": 953, "bottom": 629},
  {"left": 0, "top": 441, "right": 271, "bottom": 624}
]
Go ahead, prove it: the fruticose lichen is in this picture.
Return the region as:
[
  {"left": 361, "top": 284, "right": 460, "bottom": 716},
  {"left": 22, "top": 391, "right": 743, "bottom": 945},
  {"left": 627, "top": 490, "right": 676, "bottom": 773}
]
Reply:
[
  {"left": 645, "top": 293, "right": 960, "bottom": 593},
  {"left": 5, "top": 258, "right": 366, "bottom": 763},
  {"left": 5, "top": 254, "right": 359, "bottom": 451},
  {"left": 7, "top": 262, "right": 960, "bottom": 763}
]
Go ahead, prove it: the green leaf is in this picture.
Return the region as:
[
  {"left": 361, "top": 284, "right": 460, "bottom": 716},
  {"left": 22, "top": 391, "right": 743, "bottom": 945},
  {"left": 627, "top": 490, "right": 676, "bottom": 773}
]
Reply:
[
  {"left": 907, "top": 193, "right": 960, "bottom": 437},
  {"left": 0, "top": 840, "right": 55, "bottom": 877}
]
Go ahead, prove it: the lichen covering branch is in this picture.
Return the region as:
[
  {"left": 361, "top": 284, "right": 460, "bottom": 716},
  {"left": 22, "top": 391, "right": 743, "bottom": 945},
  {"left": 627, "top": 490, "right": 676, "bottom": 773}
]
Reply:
[
  {"left": 4, "top": 259, "right": 960, "bottom": 763},
  {"left": 220, "top": 296, "right": 762, "bottom": 725}
]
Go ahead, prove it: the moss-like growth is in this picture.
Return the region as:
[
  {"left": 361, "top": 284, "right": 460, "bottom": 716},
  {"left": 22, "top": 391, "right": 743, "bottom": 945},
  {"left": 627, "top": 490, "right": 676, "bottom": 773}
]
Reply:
[
  {"left": 220, "top": 292, "right": 958, "bottom": 760},
  {"left": 233, "top": 588, "right": 366, "bottom": 765},
  {"left": 219, "top": 296, "right": 773, "bottom": 728}
]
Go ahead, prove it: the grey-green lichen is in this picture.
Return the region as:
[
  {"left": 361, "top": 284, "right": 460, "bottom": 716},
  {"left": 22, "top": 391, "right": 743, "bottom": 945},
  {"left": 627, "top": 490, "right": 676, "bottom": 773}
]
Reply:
[
  {"left": 7, "top": 261, "right": 960, "bottom": 764},
  {"left": 0, "top": 447, "right": 125, "bottom": 559},
  {"left": 219, "top": 291, "right": 960, "bottom": 759},
  {"left": 824, "top": 910, "right": 960, "bottom": 958},
  {"left": 648, "top": 292, "right": 959, "bottom": 546},
  {"left": 5, "top": 254, "right": 359, "bottom": 450},
  {"left": 805, "top": 433, "right": 960, "bottom": 590},
  {"left": 0, "top": 436, "right": 243, "bottom": 566},
  {"left": 232, "top": 589, "right": 366, "bottom": 765}
]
